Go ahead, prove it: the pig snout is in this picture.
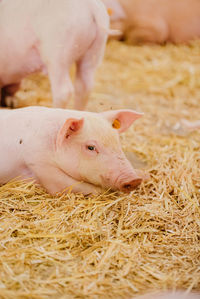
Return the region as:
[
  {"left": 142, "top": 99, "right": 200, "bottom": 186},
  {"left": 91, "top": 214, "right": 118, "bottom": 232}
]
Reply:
[
  {"left": 103, "top": 168, "right": 143, "bottom": 192},
  {"left": 114, "top": 159, "right": 145, "bottom": 192},
  {"left": 120, "top": 178, "right": 142, "bottom": 192}
]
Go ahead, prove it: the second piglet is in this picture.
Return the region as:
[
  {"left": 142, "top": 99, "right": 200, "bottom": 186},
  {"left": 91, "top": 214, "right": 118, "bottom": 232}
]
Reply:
[
  {"left": 0, "top": 0, "right": 109, "bottom": 110},
  {"left": 103, "top": 0, "right": 200, "bottom": 44}
]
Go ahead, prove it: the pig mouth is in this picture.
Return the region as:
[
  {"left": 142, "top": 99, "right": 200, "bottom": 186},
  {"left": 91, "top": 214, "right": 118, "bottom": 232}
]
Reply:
[
  {"left": 79, "top": 175, "right": 103, "bottom": 189},
  {"left": 120, "top": 178, "right": 142, "bottom": 192},
  {"left": 101, "top": 173, "right": 143, "bottom": 193},
  {"left": 65, "top": 170, "right": 143, "bottom": 194}
]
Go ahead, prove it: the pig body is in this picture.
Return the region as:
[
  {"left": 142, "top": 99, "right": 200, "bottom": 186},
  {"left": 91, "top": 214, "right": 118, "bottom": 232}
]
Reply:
[
  {"left": 0, "top": 106, "right": 144, "bottom": 195},
  {"left": 0, "top": 0, "right": 109, "bottom": 109},
  {"left": 103, "top": 0, "right": 200, "bottom": 44}
]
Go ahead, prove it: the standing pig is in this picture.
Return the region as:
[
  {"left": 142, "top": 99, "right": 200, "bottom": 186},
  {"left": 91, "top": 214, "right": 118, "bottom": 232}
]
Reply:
[
  {"left": 102, "top": 0, "right": 200, "bottom": 44},
  {"left": 0, "top": 0, "right": 109, "bottom": 110},
  {"left": 0, "top": 107, "right": 146, "bottom": 195}
]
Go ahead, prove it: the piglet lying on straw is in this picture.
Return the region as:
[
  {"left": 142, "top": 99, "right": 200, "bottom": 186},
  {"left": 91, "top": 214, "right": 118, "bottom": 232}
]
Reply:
[{"left": 0, "top": 107, "right": 147, "bottom": 195}]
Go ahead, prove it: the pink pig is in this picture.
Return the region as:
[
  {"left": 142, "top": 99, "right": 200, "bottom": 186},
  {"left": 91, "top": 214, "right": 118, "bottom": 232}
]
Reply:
[
  {"left": 102, "top": 0, "right": 200, "bottom": 44},
  {"left": 0, "top": 107, "right": 146, "bottom": 195},
  {"left": 0, "top": 0, "right": 109, "bottom": 110}
]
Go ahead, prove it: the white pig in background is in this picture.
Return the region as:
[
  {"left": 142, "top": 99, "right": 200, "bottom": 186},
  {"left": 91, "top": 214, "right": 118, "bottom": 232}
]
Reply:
[
  {"left": 0, "top": 0, "right": 109, "bottom": 110},
  {"left": 102, "top": 0, "right": 200, "bottom": 44},
  {"left": 0, "top": 107, "right": 146, "bottom": 195}
]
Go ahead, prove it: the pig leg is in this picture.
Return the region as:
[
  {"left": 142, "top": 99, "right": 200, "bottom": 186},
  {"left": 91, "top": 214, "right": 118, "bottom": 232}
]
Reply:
[
  {"left": 45, "top": 61, "right": 74, "bottom": 108},
  {"left": 30, "top": 164, "right": 102, "bottom": 195},
  {"left": 0, "top": 84, "right": 20, "bottom": 108},
  {"left": 0, "top": 87, "right": 7, "bottom": 107},
  {"left": 74, "top": 58, "right": 95, "bottom": 110},
  {"left": 74, "top": 30, "right": 107, "bottom": 110},
  {"left": 38, "top": 43, "right": 74, "bottom": 108}
]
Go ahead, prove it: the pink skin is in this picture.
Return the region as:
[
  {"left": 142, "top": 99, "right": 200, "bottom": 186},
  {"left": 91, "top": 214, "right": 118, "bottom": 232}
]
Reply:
[
  {"left": 0, "top": 0, "right": 109, "bottom": 110},
  {"left": 103, "top": 0, "right": 200, "bottom": 44},
  {"left": 0, "top": 107, "right": 146, "bottom": 195}
]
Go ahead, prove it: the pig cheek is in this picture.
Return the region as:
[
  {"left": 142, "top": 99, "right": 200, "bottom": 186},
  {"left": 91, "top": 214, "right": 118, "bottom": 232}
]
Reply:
[
  {"left": 58, "top": 147, "right": 82, "bottom": 181},
  {"left": 78, "top": 153, "right": 105, "bottom": 187}
]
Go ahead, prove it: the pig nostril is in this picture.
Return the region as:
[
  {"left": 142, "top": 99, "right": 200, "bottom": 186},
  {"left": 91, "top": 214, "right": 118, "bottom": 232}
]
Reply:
[
  {"left": 121, "top": 178, "right": 142, "bottom": 192},
  {"left": 123, "top": 184, "right": 132, "bottom": 189}
]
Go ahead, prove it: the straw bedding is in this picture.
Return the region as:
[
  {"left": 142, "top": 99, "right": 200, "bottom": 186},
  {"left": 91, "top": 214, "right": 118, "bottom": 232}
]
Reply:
[{"left": 0, "top": 40, "right": 199, "bottom": 298}]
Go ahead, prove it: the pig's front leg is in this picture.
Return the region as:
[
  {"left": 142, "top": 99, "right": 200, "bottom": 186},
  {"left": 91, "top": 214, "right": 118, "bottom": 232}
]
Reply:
[
  {"left": 48, "top": 62, "right": 74, "bottom": 108},
  {"left": 0, "top": 83, "right": 20, "bottom": 108},
  {"left": 74, "top": 31, "right": 107, "bottom": 110},
  {"left": 0, "top": 87, "right": 7, "bottom": 107},
  {"left": 74, "top": 58, "right": 95, "bottom": 110},
  {"left": 39, "top": 44, "right": 74, "bottom": 108},
  {"left": 30, "top": 164, "right": 103, "bottom": 195}
]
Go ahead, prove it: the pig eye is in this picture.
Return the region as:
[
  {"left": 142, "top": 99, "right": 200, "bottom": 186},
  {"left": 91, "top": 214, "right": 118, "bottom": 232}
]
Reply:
[
  {"left": 85, "top": 143, "right": 99, "bottom": 154},
  {"left": 87, "top": 145, "right": 95, "bottom": 151},
  {"left": 87, "top": 145, "right": 97, "bottom": 152}
]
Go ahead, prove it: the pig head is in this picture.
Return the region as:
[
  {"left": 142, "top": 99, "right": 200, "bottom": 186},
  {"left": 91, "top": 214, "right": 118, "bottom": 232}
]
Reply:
[{"left": 53, "top": 109, "right": 146, "bottom": 195}]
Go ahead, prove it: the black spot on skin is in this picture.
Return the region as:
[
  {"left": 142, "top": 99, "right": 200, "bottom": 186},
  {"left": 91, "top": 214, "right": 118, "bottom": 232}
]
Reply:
[{"left": 19, "top": 139, "right": 23, "bottom": 144}]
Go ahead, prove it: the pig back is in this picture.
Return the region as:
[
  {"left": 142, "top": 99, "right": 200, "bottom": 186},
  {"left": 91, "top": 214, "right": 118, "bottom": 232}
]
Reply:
[{"left": 167, "top": 0, "right": 200, "bottom": 43}]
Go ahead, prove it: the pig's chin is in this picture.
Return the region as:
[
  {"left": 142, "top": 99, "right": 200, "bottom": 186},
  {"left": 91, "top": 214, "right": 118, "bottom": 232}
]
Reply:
[{"left": 79, "top": 173, "right": 104, "bottom": 190}]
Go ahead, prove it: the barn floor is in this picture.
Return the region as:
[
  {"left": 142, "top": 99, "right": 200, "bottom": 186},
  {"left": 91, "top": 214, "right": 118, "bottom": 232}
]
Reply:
[{"left": 0, "top": 41, "right": 200, "bottom": 299}]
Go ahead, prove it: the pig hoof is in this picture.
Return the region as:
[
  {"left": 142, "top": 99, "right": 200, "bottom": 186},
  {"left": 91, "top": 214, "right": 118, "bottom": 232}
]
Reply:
[
  {"left": 0, "top": 93, "right": 16, "bottom": 108},
  {"left": 0, "top": 84, "right": 19, "bottom": 108},
  {"left": 5, "top": 96, "right": 18, "bottom": 109}
]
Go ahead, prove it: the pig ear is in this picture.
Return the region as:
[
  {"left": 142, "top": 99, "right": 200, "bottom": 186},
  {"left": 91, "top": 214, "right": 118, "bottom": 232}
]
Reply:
[
  {"left": 102, "top": 109, "right": 143, "bottom": 133},
  {"left": 56, "top": 118, "right": 84, "bottom": 148}
]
